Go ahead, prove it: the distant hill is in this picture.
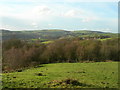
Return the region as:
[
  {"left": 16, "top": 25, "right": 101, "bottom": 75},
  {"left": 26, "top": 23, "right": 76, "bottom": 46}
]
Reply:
[{"left": 1, "top": 29, "right": 118, "bottom": 41}]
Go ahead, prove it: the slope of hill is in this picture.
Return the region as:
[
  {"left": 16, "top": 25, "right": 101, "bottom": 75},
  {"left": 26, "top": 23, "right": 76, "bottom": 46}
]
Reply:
[
  {"left": 1, "top": 29, "right": 118, "bottom": 41},
  {"left": 2, "top": 62, "right": 118, "bottom": 88}
]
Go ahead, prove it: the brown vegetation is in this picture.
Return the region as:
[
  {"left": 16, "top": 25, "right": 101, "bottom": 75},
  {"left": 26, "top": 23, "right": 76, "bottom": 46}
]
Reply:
[{"left": 2, "top": 38, "right": 120, "bottom": 71}]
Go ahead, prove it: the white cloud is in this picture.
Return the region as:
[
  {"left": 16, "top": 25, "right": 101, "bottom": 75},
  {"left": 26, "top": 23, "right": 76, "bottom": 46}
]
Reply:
[
  {"left": 31, "top": 22, "right": 38, "bottom": 28},
  {"left": 0, "top": 5, "right": 16, "bottom": 17},
  {"left": 63, "top": 9, "right": 99, "bottom": 22},
  {"left": 1, "top": 24, "right": 20, "bottom": 31},
  {"left": 96, "top": 28, "right": 112, "bottom": 32},
  {"left": 82, "top": 18, "right": 91, "bottom": 23},
  {"left": 64, "top": 0, "right": 119, "bottom": 2},
  {"left": 63, "top": 9, "right": 84, "bottom": 17},
  {"left": 34, "top": 26, "right": 38, "bottom": 28},
  {"left": 81, "top": 28, "right": 89, "bottom": 30},
  {"left": 48, "top": 24, "right": 52, "bottom": 26},
  {"left": 18, "top": 5, "right": 53, "bottom": 21},
  {"left": 32, "top": 22, "right": 37, "bottom": 26},
  {"left": 82, "top": 17, "right": 98, "bottom": 22},
  {"left": 32, "top": 5, "right": 51, "bottom": 15},
  {"left": 0, "top": 0, "right": 119, "bottom": 3},
  {"left": 0, "top": 4, "right": 53, "bottom": 22},
  {"left": 64, "top": 10, "right": 77, "bottom": 17}
]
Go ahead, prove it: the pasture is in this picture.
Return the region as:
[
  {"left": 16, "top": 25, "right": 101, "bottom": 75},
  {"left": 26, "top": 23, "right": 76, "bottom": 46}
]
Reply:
[{"left": 2, "top": 62, "right": 118, "bottom": 88}]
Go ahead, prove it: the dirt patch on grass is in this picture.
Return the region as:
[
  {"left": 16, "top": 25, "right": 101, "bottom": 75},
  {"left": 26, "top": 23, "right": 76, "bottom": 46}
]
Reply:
[
  {"left": 35, "top": 72, "right": 46, "bottom": 76},
  {"left": 45, "top": 78, "right": 96, "bottom": 88}
]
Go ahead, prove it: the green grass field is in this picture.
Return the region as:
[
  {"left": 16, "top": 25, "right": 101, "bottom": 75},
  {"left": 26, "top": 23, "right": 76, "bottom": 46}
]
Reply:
[
  {"left": 42, "top": 40, "right": 54, "bottom": 44},
  {"left": 2, "top": 62, "right": 118, "bottom": 88},
  {"left": 99, "top": 38, "right": 112, "bottom": 41}
]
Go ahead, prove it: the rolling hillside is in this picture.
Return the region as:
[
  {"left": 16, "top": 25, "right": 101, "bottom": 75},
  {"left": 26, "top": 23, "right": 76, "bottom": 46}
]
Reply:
[
  {"left": 2, "top": 62, "right": 118, "bottom": 88},
  {"left": 1, "top": 29, "right": 118, "bottom": 41}
]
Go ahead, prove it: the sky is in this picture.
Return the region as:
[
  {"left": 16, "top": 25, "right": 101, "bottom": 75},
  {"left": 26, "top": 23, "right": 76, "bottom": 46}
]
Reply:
[{"left": 0, "top": 0, "right": 119, "bottom": 33}]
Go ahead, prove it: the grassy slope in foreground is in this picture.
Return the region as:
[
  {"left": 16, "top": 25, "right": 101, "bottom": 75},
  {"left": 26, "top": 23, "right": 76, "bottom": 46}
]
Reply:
[{"left": 2, "top": 62, "right": 118, "bottom": 88}]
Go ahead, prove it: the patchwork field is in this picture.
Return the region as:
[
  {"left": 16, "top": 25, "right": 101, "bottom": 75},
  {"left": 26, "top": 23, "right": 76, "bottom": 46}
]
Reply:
[{"left": 2, "top": 62, "right": 118, "bottom": 88}]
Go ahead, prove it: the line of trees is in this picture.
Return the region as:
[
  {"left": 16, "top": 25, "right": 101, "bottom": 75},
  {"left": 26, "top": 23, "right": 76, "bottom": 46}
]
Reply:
[{"left": 2, "top": 38, "right": 120, "bottom": 71}]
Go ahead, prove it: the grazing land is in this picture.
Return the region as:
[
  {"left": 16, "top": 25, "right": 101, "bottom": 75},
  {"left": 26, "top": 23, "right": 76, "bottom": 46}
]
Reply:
[{"left": 2, "top": 62, "right": 118, "bottom": 88}]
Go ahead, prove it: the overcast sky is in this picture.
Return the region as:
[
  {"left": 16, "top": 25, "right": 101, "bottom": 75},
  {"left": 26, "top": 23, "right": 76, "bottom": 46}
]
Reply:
[{"left": 0, "top": 0, "right": 119, "bottom": 33}]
